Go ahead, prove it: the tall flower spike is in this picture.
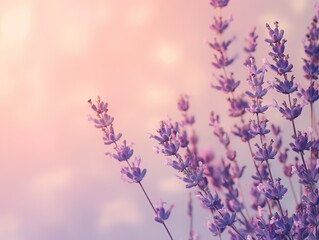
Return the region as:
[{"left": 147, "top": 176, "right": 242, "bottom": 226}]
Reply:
[
  {"left": 303, "top": 8, "right": 319, "bottom": 80},
  {"left": 265, "top": 22, "right": 294, "bottom": 76}
]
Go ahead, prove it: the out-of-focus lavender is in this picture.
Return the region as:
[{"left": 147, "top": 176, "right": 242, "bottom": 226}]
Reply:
[{"left": 88, "top": 1, "right": 319, "bottom": 240}]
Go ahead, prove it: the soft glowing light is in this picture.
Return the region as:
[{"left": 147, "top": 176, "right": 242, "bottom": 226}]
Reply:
[
  {"left": 98, "top": 198, "right": 142, "bottom": 230},
  {"left": 29, "top": 168, "right": 74, "bottom": 201},
  {"left": 154, "top": 43, "right": 179, "bottom": 66},
  {"left": 157, "top": 177, "right": 184, "bottom": 195},
  {"left": 0, "top": 4, "right": 32, "bottom": 51},
  {"left": 139, "top": 83, "right": 175, "bottom": 108},
  {"left": 127, "top": 4, "right": 152, "bottom": 26},
  {"left": 291, "top": 0, "right": 307, "bottom": 15},
  {"left": 0, "top": 215, "right": 20, "bottom": 239}
]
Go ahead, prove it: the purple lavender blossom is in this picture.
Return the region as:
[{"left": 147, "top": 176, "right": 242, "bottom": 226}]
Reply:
[
  {"left": 196, "top": 191, "right": 224, "bottom": 210},
  {"left": 302, "top": 189, "right": 319, "bottom": 206},
  {"left": 273, "top": 76, "right": 298, "bottom": 94},
  {"left": 177, "top": 94, "right": 190, "bottom": 112},
  {"left": 154, "top": 201, "right": 174, "bottom": 224},
  {"left": 178, "top": 165, "right": 205, "bottom": 188},
  {"left": 233, "top": 123, "right": 254, "bottom": 142},
  {"left": 112, "top": 140, "right": 134, "bottom": 161},
  {"left": 304, "top": 10, "right": 319, "bottom": 80},
  {"left": 228, "top": 96, "right": 248, "bottom": 117},
  {"left": 303, "top": 61, "right": 319, "bottom": 80},
  {"left": 209, "top": 38, "right": 233, "bottom": 53},
  {"left": 245, "top": 59, "right": 268, "bottom": 99},
  {"left": 178, "top": 129, "right": 189, "bottom": 148},
  {"left": 252, "top": 164, "right": 269, "bottom": 182},
  {"left": 166, "top": 156, "right": 190, "bottom": 172},
  {"left": 209, "top": 112, "right": 230, "bottom": 146},
  {"left": 266, "top": 22, "right": 294, "bottom": 76},
  {"left": 225, "top": 189, "right": 244, "bottom": 213},
  {"left": 89, "top": 112, "right": 114, "bottom": 128},
  {"left": 250, "top": 184, "right": 266, "bottom": 210},
  {"left": 258, "top": 178, "right": 287, "bottom": 201},
  {"left": 247, "top": 100, "right": 268, "bottom": 114},
  {"left": 249, "top": 119, "right": 271, "bottom": 136},
  {"left": 230, "top": 162, "right": 246, "bottom": 179},
  {"left": 211, "top": 73, "right": 240, "bottom": 93},
  {"left": 298, "top": 81, "right": 319, "bottom": 104},
  {"left": 265, "top": 22, "right": 284, "bottom": 44},
  {"left": 212, "top": 53, "right": 234, "bottom": 69},
  {"left": 244, "top": 27, "right": 258, "bottom": 54},
  {"left": 150, "top": 120, "right": 175, "bottom": 144},
  {"left": 207, "top": 220, "right": 223, "bottom": 236},
  {"left": 272, "top": 213, "right": 293, "bottom": 237},
  {"left": 210, "top": 16, "right": 232, "bottom": 34},
  {"left": 283, "top": 164, "right": 293, "bottom": 177},
  {"left": 293, "top": 164, "right": 319, "bottom": 186},
  {"left": 277, "top": 98, "right": 303, "bottom": 121},
  {"left": 88, "top": 98, "right": 108, "bottom": 114},
  {"left": 254, "top": 140, "right": 277, "bottom": 162},
  {"left": 161, "top": 140, "right": 180, "bottom": 156},
  {"left": 102, "top": 125, "right": 122, "bottom": 145},
  {"left": 210, "top": 0, "right": 229, "bottom": 8},
  {"left": 214, "top": 211, "right": 236, "bottom": 229},
  {"left": 290, "top": 131, "right": 313, "bottom": 154},
  {"left": 278, "top": 148, "right": 289, "bottom": 163},
  {"left": 121, "top": 157, "right": 147, "bottom": 183},
  {"left": 270, "top": 56, "right": 294, "bottom": 75}
]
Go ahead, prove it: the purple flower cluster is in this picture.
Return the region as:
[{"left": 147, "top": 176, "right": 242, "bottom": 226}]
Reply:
[
  {"left": 88, "top": 97, "right": 174, "bottom": 240},
  {"left": 87, "top": 2, "right": 319, "bottom": 240}
]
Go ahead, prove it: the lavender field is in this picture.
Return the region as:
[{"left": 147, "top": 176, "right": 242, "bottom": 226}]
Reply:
[{"left": 0, "top": 0, "right": 317, "bottom": 239}]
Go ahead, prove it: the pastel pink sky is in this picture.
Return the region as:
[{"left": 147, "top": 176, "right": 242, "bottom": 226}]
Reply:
[{"left": 0, "top": 0, "right": 313, "bottom": 239}]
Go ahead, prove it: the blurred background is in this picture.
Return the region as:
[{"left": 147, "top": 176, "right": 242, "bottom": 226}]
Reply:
[{"left": 0, "top": 0, "right": 315, "bottom": 239}]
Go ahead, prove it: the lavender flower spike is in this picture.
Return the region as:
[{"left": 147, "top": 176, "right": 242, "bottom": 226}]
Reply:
[{"left": 154, "top": 200, "right": 174, "bottom": 224}]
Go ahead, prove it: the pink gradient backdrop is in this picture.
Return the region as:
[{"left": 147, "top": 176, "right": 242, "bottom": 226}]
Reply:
[{"left": 0, "top": 0, "right": 313, "bottom": 239}]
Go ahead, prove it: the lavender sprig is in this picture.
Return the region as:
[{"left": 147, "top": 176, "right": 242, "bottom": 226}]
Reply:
[{"left": 88, "top": 97, "right": 174, "bottom": 240}]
